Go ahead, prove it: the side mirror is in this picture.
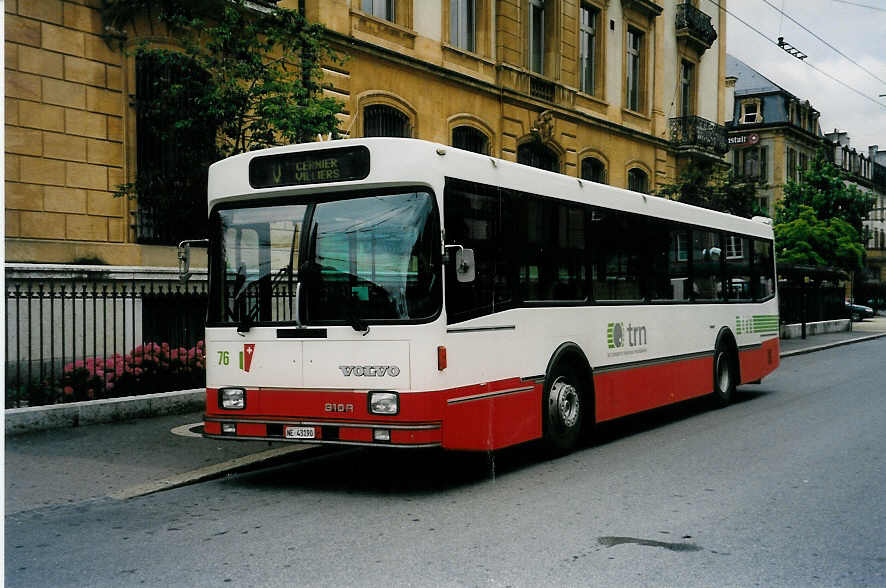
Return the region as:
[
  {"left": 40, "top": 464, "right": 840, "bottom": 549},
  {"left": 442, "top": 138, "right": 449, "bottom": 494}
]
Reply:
[
  {"left": 455, "top": 248, "right": 476, "bottom": 283},
  {"left": 177, "top": 239, "right": 209, "bottom": 283}
]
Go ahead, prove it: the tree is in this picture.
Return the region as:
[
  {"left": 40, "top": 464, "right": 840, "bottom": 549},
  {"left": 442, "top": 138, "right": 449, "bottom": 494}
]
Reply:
[
  {"left": 773, "top": 205, "right": 865, "bottom": 273},
  {"left": 103, "top": 0, "right": 344, "bottom": 243},
  {"left": 656, "top": 164, "right": 763, "bottom": 218},
  {"left": 776, "top": 150, "right": 874, "bottom": 237},
  {"left": 774, "top": 149, "right": 874, "bottom": 274}
]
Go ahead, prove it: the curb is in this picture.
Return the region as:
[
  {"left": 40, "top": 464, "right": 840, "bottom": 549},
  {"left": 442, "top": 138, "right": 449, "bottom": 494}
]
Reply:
[
  {"left": 108, "top": 444, "right": 324, "bottom": 500},
  {"left": 5, "top": 388, "right": 205, "bottom": 436},
  {"left": 780, "top": 332, "right": 886, "bottom": 358}
]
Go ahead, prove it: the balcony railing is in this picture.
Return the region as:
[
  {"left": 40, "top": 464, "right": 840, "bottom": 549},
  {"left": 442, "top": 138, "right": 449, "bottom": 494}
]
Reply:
[
  {"left": 669, "top": 115, "right": 728, "bottom": 156},
  {"left": 529, "top": 76, "right": 555, "bottom": 102},
  {"left": 675, "top": 2, "right": 717, "bottom": 53}
]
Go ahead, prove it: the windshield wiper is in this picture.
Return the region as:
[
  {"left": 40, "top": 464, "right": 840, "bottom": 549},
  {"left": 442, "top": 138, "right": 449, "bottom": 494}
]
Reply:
[
  {"left": 233, "top": 264, "right": 302, "bottom": 333},
  {"left": 233, "top": 281, "right": 259, "bottom": 334},
  {"left": 346, "top": 309, "right": 370, "bottom": 336}
]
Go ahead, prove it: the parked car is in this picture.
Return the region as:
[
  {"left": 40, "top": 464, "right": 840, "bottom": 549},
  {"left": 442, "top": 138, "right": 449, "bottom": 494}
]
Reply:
[{"left": 846, "top": 300, "right": 875, "bottom": 321}]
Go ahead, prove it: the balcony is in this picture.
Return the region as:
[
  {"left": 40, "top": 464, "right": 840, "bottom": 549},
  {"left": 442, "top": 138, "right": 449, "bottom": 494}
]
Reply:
[
  {"left": 675, "top": 2, "right": 717, "bottom": 54},
  {"left": 669, "top": 115, "right": 728, "bottom": 157}
]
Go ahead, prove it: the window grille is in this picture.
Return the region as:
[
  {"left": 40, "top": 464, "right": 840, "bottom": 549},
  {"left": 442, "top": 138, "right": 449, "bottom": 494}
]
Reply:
[
  {"left": 518, "top": 141, "right": 558, "bottom": 172},
  {"left": 581, "top": 157, "right": 606, "bottom": 184},
  {"left": 452, "top": 126, "right": 489, "bottom": 155},
  {"left": 363, "top": 104, "right": 412, "bottom": 138},
  {"left": 627, "top": 168, "right": 649, "bottom": 194}
]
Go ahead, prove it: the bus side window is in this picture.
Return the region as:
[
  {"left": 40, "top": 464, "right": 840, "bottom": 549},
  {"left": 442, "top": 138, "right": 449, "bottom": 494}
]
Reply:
[
  {"left": 590, "top": 209, "right": 644, "bottom": 302},
  {"left": 444, "top": 179, "right": 502, "bottom": 323},
  {"left": 516, "top": 196, "right": 587, "bottom": 303},
  {"left": 753, "top": 239, "right": 775, "bottom": 300},
  {"left": 648, "top": 222, "right": 690, "bottom": 302},
  {"left": 692, "top": 230, "right": 724, "bottom": 301},
  {"left": 725, "top": 235, "right": 752, "bottom": 301}
]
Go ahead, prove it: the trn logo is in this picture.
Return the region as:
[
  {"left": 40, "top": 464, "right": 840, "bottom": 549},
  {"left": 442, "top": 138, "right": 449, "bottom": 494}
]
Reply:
[{"left": 607, "top": 322, "right": 647, "bottom": 349}]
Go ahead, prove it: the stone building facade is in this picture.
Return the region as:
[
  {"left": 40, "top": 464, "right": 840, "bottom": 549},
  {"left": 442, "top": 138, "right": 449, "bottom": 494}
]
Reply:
[
  {"left": 823, "top": 133, "right": 886, "bottom": 285},
  {"left": 5, "top": 0, "right": 134, "bottom": 263},
  {"left": 5, "top": 0, "right": 730, "bottom": 267},
  {"left": 725, "top": 54, "right": 824, "bottom": 218}
]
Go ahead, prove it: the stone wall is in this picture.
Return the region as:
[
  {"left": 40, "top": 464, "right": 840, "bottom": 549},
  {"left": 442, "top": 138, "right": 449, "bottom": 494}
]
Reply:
[{"left": 5, "top": 0, "right": 128, "bottom": 262}]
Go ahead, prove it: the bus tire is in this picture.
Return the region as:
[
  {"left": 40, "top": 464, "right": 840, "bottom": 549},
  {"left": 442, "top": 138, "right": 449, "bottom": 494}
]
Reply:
[
  {"left": 543, "top": 362, "right": 584, "bottom": 452},
  {"left": 712, "top": 336, "right": 737, "bottom": 407}
]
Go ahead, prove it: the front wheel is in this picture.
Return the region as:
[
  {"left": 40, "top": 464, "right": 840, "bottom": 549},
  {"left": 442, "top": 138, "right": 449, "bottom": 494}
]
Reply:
[{"left": 543, "top": 364, "right": 584, "bottom": 452}]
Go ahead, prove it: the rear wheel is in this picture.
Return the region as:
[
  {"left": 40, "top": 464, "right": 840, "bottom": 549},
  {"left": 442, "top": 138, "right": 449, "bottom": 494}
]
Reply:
[
  {"left": 543, "top": 363, "right": 584, "bottom": 452},
  {"left": 712, "top": 345, "right": 736, "bottom": 407}
]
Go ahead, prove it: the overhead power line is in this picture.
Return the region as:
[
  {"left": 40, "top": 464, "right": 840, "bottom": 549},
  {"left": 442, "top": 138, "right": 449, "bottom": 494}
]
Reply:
[
  {"left": 761, "top": 0, "right": 886, "bottom": 86},
  {"left": 831, "top": 0, "right": 886, "bottom": 12},
  {"left": 709, "top": 0, "right": 886, "bottom": 110}
]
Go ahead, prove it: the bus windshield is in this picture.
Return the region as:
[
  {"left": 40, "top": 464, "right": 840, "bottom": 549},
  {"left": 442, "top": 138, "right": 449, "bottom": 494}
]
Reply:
[{"left": 208, "top": 190, "right": 441, "bottom": 328}]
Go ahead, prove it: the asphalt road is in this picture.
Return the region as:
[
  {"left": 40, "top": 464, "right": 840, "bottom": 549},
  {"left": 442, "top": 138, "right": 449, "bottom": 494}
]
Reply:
[{"left": 6, "top": 338, "right": 886, "bottom": 587}]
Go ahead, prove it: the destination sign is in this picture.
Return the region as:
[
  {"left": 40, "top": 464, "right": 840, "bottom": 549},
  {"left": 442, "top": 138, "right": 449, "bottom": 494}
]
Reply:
[{"left": 249, "top": 145, "right": 370, "bottom": 188}]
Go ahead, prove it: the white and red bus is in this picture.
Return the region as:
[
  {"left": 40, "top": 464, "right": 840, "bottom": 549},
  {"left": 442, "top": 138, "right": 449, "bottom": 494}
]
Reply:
[{"left": 196, "top": 138, "right": 779, "bottom": 451}]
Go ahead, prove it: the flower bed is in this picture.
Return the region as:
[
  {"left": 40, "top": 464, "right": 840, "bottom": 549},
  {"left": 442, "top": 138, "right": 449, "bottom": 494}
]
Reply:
[{"left": 58, "top": 341, "right": 206, "bottom": 403}]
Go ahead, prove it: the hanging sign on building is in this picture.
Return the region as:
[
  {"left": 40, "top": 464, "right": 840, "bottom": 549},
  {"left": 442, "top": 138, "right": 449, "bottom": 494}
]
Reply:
[{"left": 727, "top": 133, "right": 760, "bottom": 148}]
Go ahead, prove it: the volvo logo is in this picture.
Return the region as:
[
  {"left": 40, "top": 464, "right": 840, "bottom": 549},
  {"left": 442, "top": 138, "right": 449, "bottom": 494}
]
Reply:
[{"left": 338, "top": 365, "right": 401, "bottom": 377}]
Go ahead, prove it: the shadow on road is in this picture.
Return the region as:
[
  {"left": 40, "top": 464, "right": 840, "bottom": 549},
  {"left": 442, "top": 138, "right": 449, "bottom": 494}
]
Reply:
[{"left": 227, "top": 386, "right": 773, "bottom": 495}]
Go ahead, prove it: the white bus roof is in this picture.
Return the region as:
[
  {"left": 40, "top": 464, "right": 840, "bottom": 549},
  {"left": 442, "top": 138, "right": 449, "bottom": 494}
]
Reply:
[{"left": 207, "top": 138, "right": 773, "bottom": 239}]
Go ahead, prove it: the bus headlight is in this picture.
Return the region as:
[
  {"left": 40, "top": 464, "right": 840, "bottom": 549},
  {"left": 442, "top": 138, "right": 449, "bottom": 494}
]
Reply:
[
  {"left": 368, "top": 391, "right": 399, "bottom": 415},
  {"left": 219, "top": 387, "right": 246, "bottom": 410}
]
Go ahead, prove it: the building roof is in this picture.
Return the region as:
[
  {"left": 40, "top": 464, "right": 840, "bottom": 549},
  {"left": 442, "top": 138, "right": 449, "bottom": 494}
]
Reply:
[
  {"left": 726, "top": 54, "right": 821, "bottom": 136},
  {"left": 727, "top": 54, "right": 783, "bottom": 97}
]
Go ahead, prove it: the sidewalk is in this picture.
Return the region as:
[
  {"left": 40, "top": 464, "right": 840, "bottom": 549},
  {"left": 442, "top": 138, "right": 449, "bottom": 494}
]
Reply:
[
  {"left": 5, "top": 410, "right": 318, "bottom": 514},
  {"left": 779, "top": 315, "right": 886, "bottom": 356},
  {"left": 6, "top": 315, "right": 886, "bottom": 514}
]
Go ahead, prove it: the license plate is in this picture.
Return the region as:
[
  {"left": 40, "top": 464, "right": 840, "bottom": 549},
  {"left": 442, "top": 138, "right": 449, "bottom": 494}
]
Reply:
[{"left": 285, "top": 426, "right": 316, "bottom": 440}]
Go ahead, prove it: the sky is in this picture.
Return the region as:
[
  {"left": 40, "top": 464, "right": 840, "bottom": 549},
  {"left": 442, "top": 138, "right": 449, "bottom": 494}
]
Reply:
[{"left": 725, "top": 0, "right": 886, "bottom": 154}]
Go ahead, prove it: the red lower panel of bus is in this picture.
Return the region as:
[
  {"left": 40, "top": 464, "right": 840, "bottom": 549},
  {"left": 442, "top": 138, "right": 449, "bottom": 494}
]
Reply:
[
  {"left": 204, "top": 338, "right": 779, "bottom": 450},
  {"left": 594, "top": 338, "right": 780, "bottom": 422},
  {"left": 203, "top": 378, "right": 544, "bottom": 451},
  {"left": 594, "top": 355, "right": 713, "bottom": 422},
  {"left": 739, "top": 337, "right": 781, "bottom": 384}
]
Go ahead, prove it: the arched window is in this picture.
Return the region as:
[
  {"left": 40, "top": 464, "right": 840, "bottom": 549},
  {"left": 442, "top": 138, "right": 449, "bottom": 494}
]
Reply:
[
  {"left": 452, "top": 126, "right": 489, "bottom": 155},
  {"left": 627, "top": 168, "right": 649, "bottom": 194},
  {"left": 581, "top": 157, "right": 606, "bottom": 184},
  {"left": 517, "top": 141, "right": 558, "bottom": 172},
  {"left": 363, "top": 104, "right": 412, "bottom": 137}
]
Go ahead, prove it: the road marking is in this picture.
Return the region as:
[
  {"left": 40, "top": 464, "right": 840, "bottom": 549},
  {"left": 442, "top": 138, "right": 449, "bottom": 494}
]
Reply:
[
  {"left": 108, "top": 444, "right": 318, "bottom": 500},
  {"left": 170, "top": 422, "right": 204, "bottom": 438}
]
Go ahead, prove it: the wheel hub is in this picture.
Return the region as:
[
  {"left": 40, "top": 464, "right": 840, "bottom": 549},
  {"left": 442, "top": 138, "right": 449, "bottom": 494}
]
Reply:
[{"left": 549, "top": 377, "right": 580, "bottom": 428}]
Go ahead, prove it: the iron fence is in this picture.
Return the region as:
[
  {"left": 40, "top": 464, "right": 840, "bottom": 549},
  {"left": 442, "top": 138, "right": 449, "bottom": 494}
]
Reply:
[
  {"left": 778, "top": 285, "right": 847, "bottom": 324},
  {"left": 5, "top": 279, "right": 208, "bottom": 408}
]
